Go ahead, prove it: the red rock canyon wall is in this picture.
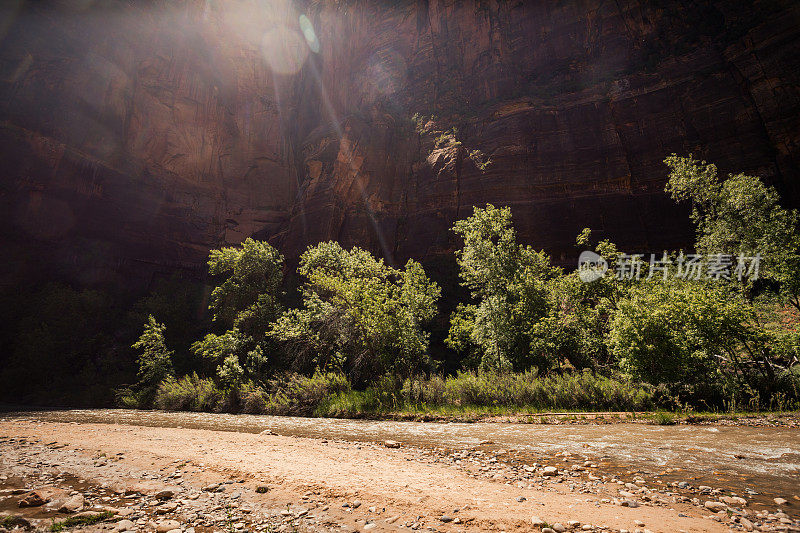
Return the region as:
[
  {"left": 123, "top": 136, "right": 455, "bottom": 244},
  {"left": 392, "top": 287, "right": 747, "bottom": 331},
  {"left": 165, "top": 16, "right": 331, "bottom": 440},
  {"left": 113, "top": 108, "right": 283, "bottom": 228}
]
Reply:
[{"left": 1, "top": 0, "right": 799, "bottom": 287}]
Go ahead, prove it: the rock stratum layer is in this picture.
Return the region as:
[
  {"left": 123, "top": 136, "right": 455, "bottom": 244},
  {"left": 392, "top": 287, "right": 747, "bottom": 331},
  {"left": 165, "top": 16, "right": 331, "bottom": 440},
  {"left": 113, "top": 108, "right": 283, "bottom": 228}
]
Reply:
[{"left": 1, "top": 0, "right": 799, "bottom": 288}]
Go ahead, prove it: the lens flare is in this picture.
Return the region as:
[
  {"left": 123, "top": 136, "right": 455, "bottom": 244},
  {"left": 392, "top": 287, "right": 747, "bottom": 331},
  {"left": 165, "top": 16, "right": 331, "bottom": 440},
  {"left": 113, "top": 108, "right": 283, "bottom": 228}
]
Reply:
[
  {"left": 261, "top": 26, "right": 308, "bottom": 75},
  {"left": 299, "top": 15, "right": 319, "bottom": 53}
]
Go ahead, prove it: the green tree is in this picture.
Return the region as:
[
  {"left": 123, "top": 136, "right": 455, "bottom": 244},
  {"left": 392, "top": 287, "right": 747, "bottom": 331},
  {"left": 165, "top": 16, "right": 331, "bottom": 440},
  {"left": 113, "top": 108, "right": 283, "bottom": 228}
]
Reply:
[
  {"left": 130, "top": 315, "right": 175, "bottom": 404},
  {"left": 207, "top": 238, "right": 285, "bottom": 336},
  {"left": 194, "top": 238, "right": 285, "bottom": 384},
  {"left": 665, "top": 154, "right": 800, "bottom": 309},
  {"left": 2, "top": 283, "right": 119, "bottom": 405},
  {"left": 607, "top": 280, "right": 770, "bottom": 408},
  {"left": 446, "top": 205, "right": 558, "bottom": 371},
  {"left": 270, "top": 241, "right": 440, "bottom": 386},
  {"left": 661, "top": 155, "right": 800, "bottom": 405},
  {"left": 530, "top": 229, "right": 629, "bottom": 371}
]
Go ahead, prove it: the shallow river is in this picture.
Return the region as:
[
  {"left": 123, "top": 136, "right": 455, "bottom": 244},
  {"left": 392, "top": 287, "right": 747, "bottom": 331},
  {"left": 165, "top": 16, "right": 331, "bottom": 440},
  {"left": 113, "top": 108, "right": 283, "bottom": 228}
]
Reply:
[{"left": 3, "top": 409, "right": 799, "bottom": 505}]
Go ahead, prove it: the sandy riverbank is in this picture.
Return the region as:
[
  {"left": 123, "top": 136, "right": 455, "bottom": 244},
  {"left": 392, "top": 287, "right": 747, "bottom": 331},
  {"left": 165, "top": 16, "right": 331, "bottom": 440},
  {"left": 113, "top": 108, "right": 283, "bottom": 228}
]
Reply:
[{"left": 0, "top": 420, "right": 795, "bottom": 533}]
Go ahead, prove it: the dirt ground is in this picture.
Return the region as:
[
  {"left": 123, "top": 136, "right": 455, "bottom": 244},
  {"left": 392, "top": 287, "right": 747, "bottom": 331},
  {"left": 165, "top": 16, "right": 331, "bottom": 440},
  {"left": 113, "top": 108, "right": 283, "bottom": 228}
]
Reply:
[{"left": 0, "top": 419, "right": 752, "bottom": 533}]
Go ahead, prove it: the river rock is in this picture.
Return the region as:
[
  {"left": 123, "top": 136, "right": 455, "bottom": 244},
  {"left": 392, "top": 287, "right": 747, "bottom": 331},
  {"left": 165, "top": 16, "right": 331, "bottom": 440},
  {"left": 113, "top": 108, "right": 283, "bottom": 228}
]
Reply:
[
  {"left": 551, "top": 523, "right": 566, "bottom": 532},
  {"left": 531, "top": 516, "right": 545, "bottom": 526},
  {"left": 774, "top": 497, "right": 789, "bottom": 505},
  {"left": 740, "top": 517, "right": 754, "bottom": 531},
  {"left": 155, "top": 490, "right": 174, "bottom": 500},
  {"left": 156, "top": 502, "right": 178, "bottom": 514},
  {"left": 704, "top": 501, "right": 727, "bottom": 512},
  {"left": 542, "top": 466, "right": 558, "bottom": 477},
  {"left": 541, "top": 529, "right": 555, "bottom": 533},
  {"left": 59, "top": 494, "right": 84, "bottom": 513},
  {"left": 115, "top": 519, "right": 135, "bottom": 532},
  {"left": 384, "top": 440, "right": 401, "bottom": 448},
  {"left": 18, "top": 491, "right": 48, "bottom": 507},
  {"left": 721, "top": 496, "right": 747, "bottom": 507},
  {"left": 156, "top": 519, "right": 181, "bottom": 532}
]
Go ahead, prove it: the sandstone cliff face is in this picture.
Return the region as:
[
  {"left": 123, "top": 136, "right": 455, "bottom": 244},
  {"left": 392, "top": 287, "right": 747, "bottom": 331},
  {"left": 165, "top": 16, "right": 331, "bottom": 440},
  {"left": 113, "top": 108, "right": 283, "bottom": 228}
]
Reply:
[
  {"left": 1, "top": 0, "right": 799, "bottom": 287},
  {"left": 0, "top": 1, "right": 299, "bottom": 287}
]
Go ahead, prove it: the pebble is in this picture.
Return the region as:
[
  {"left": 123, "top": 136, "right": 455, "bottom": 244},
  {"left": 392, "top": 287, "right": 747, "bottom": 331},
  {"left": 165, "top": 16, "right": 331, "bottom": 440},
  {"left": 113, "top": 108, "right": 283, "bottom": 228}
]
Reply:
[
  {"left": 542, "top": 466, "right": 559, "bottom": 477},
  {"left": 704, "top": 501, "right": 727, "bottom": 512},
  {"left": 18, "top": 490, "right": 48, "bottom": 507},
  {"left": 59, "top": 493, "right": 85, "bottom": 513},
  {"left": 156, "top": 501, "right": 178, "bottom": 514},
  {"left": 721, "top": 496, "right": 747, "bottom": 506},
  {"left": 115, "top": 519, "right": 135, "bottom": 531},
  {"left": 156, "top": 519, "right": 181, "bottom": 532}
]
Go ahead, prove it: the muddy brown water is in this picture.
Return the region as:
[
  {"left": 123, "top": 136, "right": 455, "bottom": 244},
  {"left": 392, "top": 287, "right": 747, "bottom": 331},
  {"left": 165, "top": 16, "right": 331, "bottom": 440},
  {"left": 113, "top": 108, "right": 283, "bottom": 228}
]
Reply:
[{"left": 2, "top": 409, "right": 799, "bottom": 510}]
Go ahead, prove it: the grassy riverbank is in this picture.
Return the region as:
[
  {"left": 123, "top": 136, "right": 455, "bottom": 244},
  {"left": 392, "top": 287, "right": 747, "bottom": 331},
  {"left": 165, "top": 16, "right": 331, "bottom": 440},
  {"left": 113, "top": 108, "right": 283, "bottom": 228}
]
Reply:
[{"left": 132, "top": 369, "right": 800, "bottom": 426}]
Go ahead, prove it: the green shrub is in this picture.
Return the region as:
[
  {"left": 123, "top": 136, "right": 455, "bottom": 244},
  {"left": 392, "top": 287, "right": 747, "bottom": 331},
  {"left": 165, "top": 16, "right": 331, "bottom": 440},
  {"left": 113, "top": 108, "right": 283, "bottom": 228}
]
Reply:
[
  {"left": 314, "top": 389, "right": 384, "bottom": 417},
  {"left": 608, "top": 280, "right": 758, "bottom": 408},
  {"left": 240, "top": 381, "right": 269, "bottom": 414},
  {"left": 654, "top": 411, "right": 677, "bottom": 425},
  {"left": 401, "top": 375, "right": 446, "bottom": 406},
  {"left": 399, "top": 370, "right": 654, "bottom": 412},
  {"left": 258, "top": 372, "right": 352, "bottom": 416},
  {"left": 153, "top": 373, "right": 221, "bottom": 411}
]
